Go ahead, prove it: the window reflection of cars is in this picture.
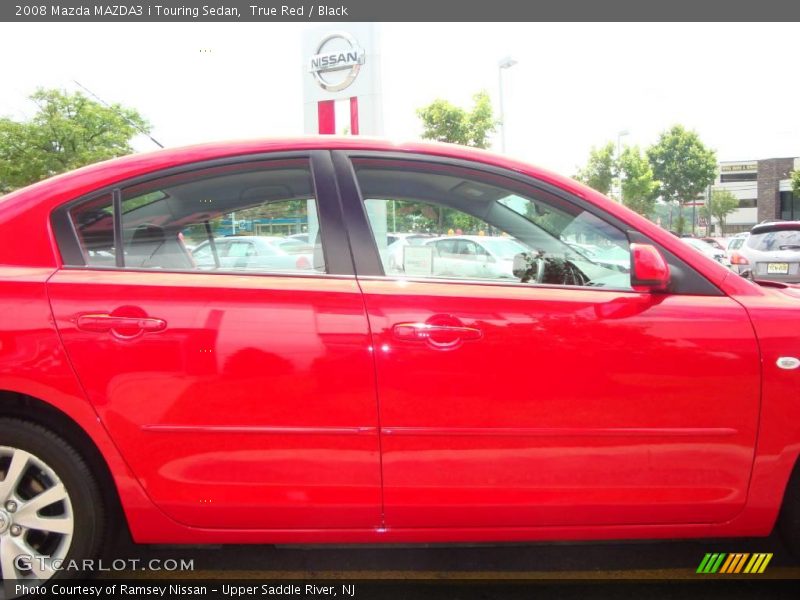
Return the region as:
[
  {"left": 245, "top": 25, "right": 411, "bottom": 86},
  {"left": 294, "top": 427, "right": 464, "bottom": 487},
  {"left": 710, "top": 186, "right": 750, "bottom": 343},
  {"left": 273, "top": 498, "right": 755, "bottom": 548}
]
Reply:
[
  {"left": 421, "top": 235, "right": 526, "bottom": 279},
  {"left": 681, "top": 237, "right": 731, "bottom": 267},
  {"left": 192, "top": 236, "right": 313, "bottom": 272}
]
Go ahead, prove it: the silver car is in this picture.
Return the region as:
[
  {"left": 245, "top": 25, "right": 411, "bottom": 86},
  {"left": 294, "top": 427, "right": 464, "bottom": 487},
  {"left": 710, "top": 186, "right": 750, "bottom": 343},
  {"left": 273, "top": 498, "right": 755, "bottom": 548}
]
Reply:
[
  {"left": 737, "top": 222, "right": 800, "bottom": 283},
  {"left": 680, "top": 237, "right": 731, "bottom": 267},
  {"left": 422, "top": 235, "right": 528, "bottom": 280},
  {"left": 192, "top": 236, "right": 316, "bottom": 272}
]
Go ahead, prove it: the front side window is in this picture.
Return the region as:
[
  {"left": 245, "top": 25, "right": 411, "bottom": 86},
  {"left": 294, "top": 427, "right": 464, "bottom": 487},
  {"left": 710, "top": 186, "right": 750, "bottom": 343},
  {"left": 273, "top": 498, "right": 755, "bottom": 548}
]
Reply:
[
  {"left": 68, "top": 160, "right": 325, "bottom": 275},
  {"left": 355, "top": 160, "right": 631, "bottom": 289}
]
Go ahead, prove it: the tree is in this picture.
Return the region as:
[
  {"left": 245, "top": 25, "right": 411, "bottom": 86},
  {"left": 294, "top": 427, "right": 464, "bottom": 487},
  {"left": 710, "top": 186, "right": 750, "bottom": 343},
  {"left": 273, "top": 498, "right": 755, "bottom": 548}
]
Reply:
[
  {"left": 575, "top": 142, "right": 616, "bottom": 196},
  {"left": 619, "top": 146, "right": 659, "bottom": 217},
  {"left": 792, "top": 170, "right": 800, "bottom": 198},
  {"left": 0, "top": 88, "right": 151, "bottom": 193},
  {"left": 646, "top": 125, "right": 717, "bottom": 234},
  {"left": 700, "top": 189, "right": 739, "bottom": 236},
  {"left": 416, "top": 90, "right": 497, "bottom": 149}
]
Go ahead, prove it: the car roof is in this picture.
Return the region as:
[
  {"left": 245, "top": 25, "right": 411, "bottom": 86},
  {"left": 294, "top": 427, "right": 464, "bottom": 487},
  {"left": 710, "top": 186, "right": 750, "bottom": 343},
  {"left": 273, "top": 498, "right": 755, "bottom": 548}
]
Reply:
[
  {"left": 430, "top": 235, "right": 514, "bottom": 242},
  {"left": 750, "top": 221, "right": 800, "bottom": 235},
  {"left": 198, "top": 236, "right": 281, "bottom": 245},
  {"left": 682, "top": 238, "right": 715, "bottom": 249},
  {"left": 0, "top": 137, "right": 571, "bottom": 208}
]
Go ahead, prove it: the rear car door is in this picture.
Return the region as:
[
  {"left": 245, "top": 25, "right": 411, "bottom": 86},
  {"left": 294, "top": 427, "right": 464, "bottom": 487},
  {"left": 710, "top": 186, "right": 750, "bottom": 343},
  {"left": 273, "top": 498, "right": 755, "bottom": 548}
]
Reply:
[
  {"left": 334, "top": 152, "right": 761, "bottom": 530},
  {"left": 47, "top": 152, "right": 382, "bottom": 530}
]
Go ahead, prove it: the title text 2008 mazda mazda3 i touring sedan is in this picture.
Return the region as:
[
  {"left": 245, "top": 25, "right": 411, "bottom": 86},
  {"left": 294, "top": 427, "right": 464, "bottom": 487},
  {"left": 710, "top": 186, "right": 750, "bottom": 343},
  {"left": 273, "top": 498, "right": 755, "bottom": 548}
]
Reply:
[{"left": 0, "top": 138, "right": 799, "bottom": 580}]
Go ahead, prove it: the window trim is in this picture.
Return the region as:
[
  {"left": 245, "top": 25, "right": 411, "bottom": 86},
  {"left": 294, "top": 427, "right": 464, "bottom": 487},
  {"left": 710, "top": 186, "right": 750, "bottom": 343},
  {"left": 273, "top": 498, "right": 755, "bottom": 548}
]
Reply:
[
  {"left": 331, "top": 150, "right": 722, "bottom": 296},
  {"left": 50, "top": 151, "right": 355, "bottom": 277}
]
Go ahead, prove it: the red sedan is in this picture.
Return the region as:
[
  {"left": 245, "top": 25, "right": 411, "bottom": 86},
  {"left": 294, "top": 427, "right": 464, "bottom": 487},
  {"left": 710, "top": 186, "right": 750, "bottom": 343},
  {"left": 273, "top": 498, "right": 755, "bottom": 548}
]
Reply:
[{"left": 0, "top": 138, "right": 798, "bottom": 580}]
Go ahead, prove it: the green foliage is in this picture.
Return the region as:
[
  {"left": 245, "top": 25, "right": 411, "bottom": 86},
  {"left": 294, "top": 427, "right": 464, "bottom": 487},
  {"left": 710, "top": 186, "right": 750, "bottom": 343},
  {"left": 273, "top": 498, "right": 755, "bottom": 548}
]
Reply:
[
  {"left": 385, "top": 200, "right": 488, "bottom": 234},
  {"left": 674, "top": 214, "right": 687, "bottom": 235},
  {"left": 416, "top": 91, "right": 497, "bottom": 149},
  {"left": 646, "top": 125, "right": 716, "bottom": 234},
  {"left": 0, "top": 88, "right": 150, "bottom": 193},
  {"left": 792, "top": 170, "right": 800, "bottom": 198},
  {"left": 575, "top": 142, "right": 616, "bottom": 195},
  {"left": 700, "top": 189, "right": 739, "bottom": 236},
  {"left": 619, "top": 146, "right": 659, "bottom": 217}
]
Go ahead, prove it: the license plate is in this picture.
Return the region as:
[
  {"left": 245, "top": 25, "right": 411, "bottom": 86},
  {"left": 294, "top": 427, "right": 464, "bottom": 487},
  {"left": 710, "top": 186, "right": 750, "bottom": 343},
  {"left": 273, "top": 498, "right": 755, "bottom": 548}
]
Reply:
[{"left": 767, "top": 263, "right": 790, "bottom": 274}]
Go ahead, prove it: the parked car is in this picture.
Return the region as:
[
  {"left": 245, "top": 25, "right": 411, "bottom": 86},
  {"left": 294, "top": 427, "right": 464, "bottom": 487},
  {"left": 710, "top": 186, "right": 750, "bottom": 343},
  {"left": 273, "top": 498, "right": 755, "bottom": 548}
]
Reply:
[
  {"left": 386, "top": 232, "right": 432, "bottom": 247},
  {"left": 192, "top": 236, "right": 315, "bottom": 271},
  {"left": 727, "top": 232, "right": 749, "bottom": 252},
  {"left": 1, "top": 137, "right": 799, "bottom": 581},
  {"left": 382, "top": 233, "right": 436, "bottom": 272},
  {"left": 700, "top": 237, "right": 726, "bottom": 251},
  {"left": 680, "top": 236, "right": 731, "bottom": 267},
  {"left": 726, "top": 233, "right": 751, "bottom": 274},
  {"left": 288, "top": 232, "right": 310, "bottom": 244},
  {"left": 735, "top": 221, "right": 800, "bottom": 283},
  {"left": 420, "top": 235, "right": 528, "bottom": 279}
]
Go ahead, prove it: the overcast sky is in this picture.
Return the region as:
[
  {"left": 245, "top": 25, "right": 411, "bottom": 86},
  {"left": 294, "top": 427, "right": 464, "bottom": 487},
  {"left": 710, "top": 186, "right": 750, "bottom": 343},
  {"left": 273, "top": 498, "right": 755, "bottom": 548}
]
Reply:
[{"left": 0, "top": 22, "right": 797, "bottom": 174}]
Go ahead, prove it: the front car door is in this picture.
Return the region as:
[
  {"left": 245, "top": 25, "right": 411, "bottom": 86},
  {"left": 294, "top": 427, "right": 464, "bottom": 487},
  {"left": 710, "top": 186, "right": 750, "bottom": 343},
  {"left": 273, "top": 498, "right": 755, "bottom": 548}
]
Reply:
[
  {"left": 47, "top": 152, "right": 382, "bottom": 531},
  {"left": 334, "top": 152, "right": 761, "bottom": 530}
]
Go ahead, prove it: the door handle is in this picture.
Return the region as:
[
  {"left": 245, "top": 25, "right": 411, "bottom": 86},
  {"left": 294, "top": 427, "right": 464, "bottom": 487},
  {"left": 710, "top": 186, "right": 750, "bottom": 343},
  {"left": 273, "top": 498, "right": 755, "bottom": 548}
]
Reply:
[
  {"left": 392, "top": 319, "right": 483, "bottom": 349},
  {"left": 393, "top": 323, "right": 482, "bottom": 341},
  {"left": 76, "top": 314, "right": 167, "bottom": 337}
]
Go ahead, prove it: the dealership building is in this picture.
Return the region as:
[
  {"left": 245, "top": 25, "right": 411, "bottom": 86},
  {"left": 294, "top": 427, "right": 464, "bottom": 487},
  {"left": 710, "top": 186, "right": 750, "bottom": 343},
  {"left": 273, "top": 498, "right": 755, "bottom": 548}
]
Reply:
[{"left": 707, "top": 157, "right": 799, "bottom": 234}]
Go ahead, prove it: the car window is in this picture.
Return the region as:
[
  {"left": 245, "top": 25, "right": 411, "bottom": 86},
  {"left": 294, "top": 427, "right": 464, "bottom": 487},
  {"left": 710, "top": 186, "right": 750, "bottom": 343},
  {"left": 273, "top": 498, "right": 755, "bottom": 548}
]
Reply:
[
  {"left": 69, "top": 160, "right": 325, "bottom": 275},
  {"left": 728, "top": 238, "right": 744, "bottom": 250},
  {"left": 275, "top": 238, "right": 310, "bottom": 254},
  {"left": 433, "top": 239, "right": 457, "bottom": 256},
  {"left": 746, "top": 228, "right": 800, "bottom": 251},
  {"left": 356, "top": 160, "right": 631, "bottom": 289},
  {"left": 69, "top": 193, "right": 116, "bottom": 266},
  {"left": 227, "top": 241, "right": 255, "bottom": 258}
]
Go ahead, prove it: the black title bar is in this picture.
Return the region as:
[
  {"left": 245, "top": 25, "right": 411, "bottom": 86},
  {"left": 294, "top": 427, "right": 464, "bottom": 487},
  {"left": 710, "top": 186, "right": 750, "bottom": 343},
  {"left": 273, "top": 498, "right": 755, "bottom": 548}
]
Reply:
[{"left": 3, "top": 0, "right": 800, "bottom": 22}]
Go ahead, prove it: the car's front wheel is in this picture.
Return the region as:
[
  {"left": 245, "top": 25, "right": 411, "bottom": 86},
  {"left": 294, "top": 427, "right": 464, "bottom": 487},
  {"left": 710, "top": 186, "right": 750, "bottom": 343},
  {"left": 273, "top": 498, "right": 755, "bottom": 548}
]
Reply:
[{"left": 0, "top": 419, "right": 105, "bottom": 581}]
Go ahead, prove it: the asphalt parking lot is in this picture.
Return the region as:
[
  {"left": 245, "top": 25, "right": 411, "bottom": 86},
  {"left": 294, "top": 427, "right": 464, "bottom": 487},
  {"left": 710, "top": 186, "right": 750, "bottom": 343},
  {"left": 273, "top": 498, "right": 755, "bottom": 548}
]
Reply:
[{"left": 108, "top": 530, "right": 800, "bottom": 599}]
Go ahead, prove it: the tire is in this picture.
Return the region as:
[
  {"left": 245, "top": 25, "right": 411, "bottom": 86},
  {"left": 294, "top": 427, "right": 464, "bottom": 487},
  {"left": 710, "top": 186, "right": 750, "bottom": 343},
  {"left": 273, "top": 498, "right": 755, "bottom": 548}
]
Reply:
[
  {"left": 778, "top": 462, "right": 800, "bottom": 558},
  {"left": 0, "top": 418, "right": 105, "bottom": 581}
]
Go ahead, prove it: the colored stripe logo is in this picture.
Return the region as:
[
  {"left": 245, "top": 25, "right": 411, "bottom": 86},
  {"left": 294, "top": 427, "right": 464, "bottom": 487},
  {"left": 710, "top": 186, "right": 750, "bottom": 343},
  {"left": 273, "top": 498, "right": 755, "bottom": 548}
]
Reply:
[{"left": 697, "top": 553, "right": 773, "bottom": 574}]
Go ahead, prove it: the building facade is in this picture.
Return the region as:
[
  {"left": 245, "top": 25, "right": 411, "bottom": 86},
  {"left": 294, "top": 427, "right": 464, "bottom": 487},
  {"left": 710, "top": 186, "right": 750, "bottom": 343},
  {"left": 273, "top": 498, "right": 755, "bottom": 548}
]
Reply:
[{"left": 707, "top": 157, "right": 798, "bottom": 234}]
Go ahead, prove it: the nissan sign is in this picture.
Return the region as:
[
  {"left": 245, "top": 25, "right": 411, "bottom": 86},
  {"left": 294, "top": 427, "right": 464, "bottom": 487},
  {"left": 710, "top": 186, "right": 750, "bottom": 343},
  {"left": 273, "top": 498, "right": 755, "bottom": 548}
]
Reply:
[{"left": 308, "top": 32, "right": 366, "bottom": 92}]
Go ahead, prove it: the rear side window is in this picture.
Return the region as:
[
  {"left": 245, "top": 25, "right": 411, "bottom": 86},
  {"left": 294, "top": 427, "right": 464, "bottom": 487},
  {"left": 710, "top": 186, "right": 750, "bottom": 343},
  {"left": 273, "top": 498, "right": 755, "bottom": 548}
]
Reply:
[
  {"left": 67, "top": 160, "right": 326, "bottom": 275},
  {"left": 746, "top": 228, "right": 800, "bottom": 251},
  {"left": 728, "top": 238, "right": 745, "bottom": 251},
  {"left": 69, "top": 193, "right": 115, "bottom": 267}
]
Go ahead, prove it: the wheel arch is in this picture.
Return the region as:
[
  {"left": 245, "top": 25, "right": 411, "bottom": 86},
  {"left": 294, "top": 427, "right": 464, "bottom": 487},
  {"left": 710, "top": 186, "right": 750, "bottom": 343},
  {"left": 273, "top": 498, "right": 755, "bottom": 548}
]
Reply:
[{"left": 0, "top": 389, "right": 131, "bottom": 542}]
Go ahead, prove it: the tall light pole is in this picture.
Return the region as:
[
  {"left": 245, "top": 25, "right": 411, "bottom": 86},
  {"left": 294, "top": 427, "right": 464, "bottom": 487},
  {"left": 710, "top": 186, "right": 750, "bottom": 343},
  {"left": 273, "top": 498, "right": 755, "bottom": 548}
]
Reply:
[
  {"left": 616, "top": 130, "right": 629, "bottom": 203},
  {"left": 498, "top": 57, "right": 518, "bottom": 153}
]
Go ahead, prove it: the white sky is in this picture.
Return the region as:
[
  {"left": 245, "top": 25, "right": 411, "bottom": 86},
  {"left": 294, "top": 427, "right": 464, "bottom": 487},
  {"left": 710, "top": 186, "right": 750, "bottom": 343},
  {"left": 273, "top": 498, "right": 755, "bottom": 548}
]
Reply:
[{"left": 0, "top": 22, "right": 797, "bottom": 175}]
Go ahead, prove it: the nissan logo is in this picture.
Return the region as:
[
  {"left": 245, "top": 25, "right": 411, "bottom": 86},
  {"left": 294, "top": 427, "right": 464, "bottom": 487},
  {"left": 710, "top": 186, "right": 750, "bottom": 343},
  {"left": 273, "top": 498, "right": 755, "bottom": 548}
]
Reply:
[{"left": 308, "top": 32, "right": 366, "bottom": 92}]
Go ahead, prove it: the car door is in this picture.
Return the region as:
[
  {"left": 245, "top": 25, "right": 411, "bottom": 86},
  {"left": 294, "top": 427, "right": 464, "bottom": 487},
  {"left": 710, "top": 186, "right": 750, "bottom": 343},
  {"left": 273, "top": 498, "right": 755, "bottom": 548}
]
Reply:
[
  {"left": 334, "top": 152, "right": 761, "bottom": 530},
  {"left": 47, "top": 153, "right": 382, "bottom": 530}
]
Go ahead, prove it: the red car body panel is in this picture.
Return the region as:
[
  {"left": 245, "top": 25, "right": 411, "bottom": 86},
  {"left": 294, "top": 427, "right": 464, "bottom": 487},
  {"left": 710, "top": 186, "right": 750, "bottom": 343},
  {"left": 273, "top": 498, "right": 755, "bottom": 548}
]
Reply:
[
  {"left": 0, "top": 138, "right": 798, "bottom": 545},
  {"left": 46, "top": 270, "right": 382, "bottom": 530},
  {"left": 359, "top": 279, "right": 760, "bottom": 529}
]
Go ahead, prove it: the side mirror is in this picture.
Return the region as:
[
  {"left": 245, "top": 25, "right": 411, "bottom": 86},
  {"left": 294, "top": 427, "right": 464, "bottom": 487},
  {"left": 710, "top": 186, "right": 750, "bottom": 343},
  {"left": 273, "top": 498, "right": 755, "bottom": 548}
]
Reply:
[{"left": 630, "top": 243, "right": 670, "bottom": 292}]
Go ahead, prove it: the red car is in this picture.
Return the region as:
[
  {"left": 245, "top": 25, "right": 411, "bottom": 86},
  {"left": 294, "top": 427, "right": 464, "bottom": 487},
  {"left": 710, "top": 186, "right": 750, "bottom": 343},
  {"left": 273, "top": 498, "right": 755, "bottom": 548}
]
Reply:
[{"left": 0, "top": 138, "right": 799, "bottom": 580}]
